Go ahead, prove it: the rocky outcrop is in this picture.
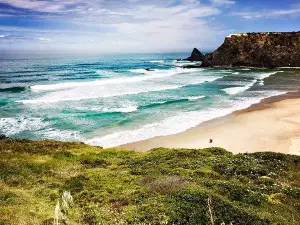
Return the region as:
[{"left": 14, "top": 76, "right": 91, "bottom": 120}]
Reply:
[
  {"left": 185, "top": 48, "right": 205, "bottom": 61},
  {"left": 201, "top": 32, "right": 300, "bottom": 68},
  {"left": 182, "top": 64, "right": 202, "bottom": 68},
  {"left": 145, "top": 68, "right": 155, "bottom": 71}
]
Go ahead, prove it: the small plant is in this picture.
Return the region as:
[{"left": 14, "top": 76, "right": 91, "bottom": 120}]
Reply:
[
  {"left": 54, "top": 191, "right": 74, "bottom": 225},
  {"left": 207, "top": 196, "right": 214, "bottom": 225},
  {"left": 54, "top": 200, "right": 62, "bottom": 225}
]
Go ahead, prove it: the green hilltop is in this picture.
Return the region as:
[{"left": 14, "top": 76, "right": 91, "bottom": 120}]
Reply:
[{"left": 0, "top": 138, "right": 300, "bottom": 225}]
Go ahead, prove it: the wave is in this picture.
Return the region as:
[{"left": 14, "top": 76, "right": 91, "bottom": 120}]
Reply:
[
  {"left": 96, "top": 70, "right": 120, "bottom": 77},
  {"left": 256, "top": 71, "right": 283, "bottom": 85},
  {"left": 139, "top": 96, "right": 206, "bottom": 110},
  {"left": 0, "top": 116, "right": 50, "bottom": 136},
  {"left": 86, "top": 109, "right": 234, "bottom": 148},
  {"left": 19, "top": 68, "right": 217, "bottom": 104},
  {"left": 129, "top": 67, "right": 202, "bottom": 74},
  {"left": 85, "top": 91, "right": 286, "bottom": 148},
  {"left": 0, "top": 116, "right": 83, "bottom": 141},
  {"left": 223, "top": 80, "right": 257, "bottom": 95},
  {"left": 37, "top": 128, "right": 83, "bottom": 141},
  {"left": 76, "top": 63, "right": 100, "bottom": 66},
  {"left": 149, "top": 60, "right": 165, "bottom": 63},
  {"left": 188, "top": 95, "right": 206, "bottom": 101},
  {"left": 0, "top": 86, "right": 26, "bottom": 93},
  {"left": 30, "top": 67, "right": 199, "bottom": 92},
  {"left": 103, "top": 106, "right": 138, "bottom": 113},
  {"left": 16, "top": 85, "right": 182, "bottom": 104},
  {"left": 3, "top": 78, "right": 49, "bottom": 84},
  {"left": 139, "top": 99, "right": 189, "bottom": 110}
]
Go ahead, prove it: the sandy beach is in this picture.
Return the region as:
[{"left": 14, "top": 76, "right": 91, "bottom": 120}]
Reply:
[{"left": 119, "top": 92, "right": 300, "bottom": 155}]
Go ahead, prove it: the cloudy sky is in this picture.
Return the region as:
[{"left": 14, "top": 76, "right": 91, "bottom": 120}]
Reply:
[{"left": 0, "top": 0, "right": 299, "bottom": 53}]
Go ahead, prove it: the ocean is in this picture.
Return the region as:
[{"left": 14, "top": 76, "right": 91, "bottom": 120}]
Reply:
[{"left": 1, "top": 53, "right": 300, "bottom": 147}]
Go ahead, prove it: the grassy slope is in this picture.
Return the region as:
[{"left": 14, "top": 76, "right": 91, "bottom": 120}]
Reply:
[{"left": 0, "top": 138, "right": 300, "bottom": 225}]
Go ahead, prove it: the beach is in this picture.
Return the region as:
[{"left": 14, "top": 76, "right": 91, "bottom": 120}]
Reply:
[
  {"left": 120, "top": 91, "right": 300, "bottom": 155},
  {"left": 2, "top": 54, "right": 300, "bottom": 150}
]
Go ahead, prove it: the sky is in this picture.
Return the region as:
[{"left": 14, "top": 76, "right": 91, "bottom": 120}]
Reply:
[{"left": 0, "top": 0, "right": 299, "bottom": 54}]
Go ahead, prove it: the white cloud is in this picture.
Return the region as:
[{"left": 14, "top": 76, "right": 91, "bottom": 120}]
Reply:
[
  {"left": 233, "top": 6, "right": 300, "bottom": 19},
  {"left": 38, "top": 37, "right": 53, "bottom": 42},
  {"left": 0, "top": 0, "right": 89, "bottom": 13},
  {"left": 0, "top": 0, "right": 234, "bottom": 52},
  {"left": 211, "top": 0, "right": 235, "bottom": 6}
]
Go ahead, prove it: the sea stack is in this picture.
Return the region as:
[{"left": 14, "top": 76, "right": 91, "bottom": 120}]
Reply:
[
  {"left": 201, "top": 32, "right": 300, "bottom": 68},
  {"left": 185, "top": 48, "right": 205, "bottom": 61}
]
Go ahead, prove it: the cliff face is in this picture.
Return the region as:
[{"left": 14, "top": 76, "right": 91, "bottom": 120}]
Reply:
[{"left": 201, "top": 32, "right": 300, "bottom": 68}]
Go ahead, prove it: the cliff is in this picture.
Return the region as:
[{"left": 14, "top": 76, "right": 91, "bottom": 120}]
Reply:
[{"left": 201, "top": 32, "right": 300, "bottom": 68}]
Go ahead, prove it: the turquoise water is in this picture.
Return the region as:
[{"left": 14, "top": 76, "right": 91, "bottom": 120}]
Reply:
[{"left": 1, "top": 53, "right": 300, "bottom": 147}]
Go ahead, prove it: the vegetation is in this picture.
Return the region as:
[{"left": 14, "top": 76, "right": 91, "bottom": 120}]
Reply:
[{"left": 0, "top": 138, "right": 300, "bottom": 225}]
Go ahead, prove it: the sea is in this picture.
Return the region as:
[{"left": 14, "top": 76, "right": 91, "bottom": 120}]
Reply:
[{"left": 1, "top": 52, "right": 300, "bottom": 147}]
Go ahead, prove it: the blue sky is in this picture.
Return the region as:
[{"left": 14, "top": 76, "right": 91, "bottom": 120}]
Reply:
[{"left": 0, "top": 0, "right": 299, "bottom": 53}]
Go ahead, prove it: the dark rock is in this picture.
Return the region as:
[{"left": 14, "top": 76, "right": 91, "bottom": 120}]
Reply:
[
  {"left": 185, "top": 48, "right": 205, "bottom": 61},
  {"left": 145, "top": 68, "right": 155, "bottom": 71},
  {"left": 182, "top": 64, "right": 202, "bottom": 68},
  {"left": 0, "top": 134, "right": 7, "bottom": 140},
  {"left": 201, "top": 32, "right": 300, "bottom": 68}
]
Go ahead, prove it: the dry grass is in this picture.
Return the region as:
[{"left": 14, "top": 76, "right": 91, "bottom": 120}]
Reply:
[{"left": 143, "top": 176, "right": 188, "bottom": 194}]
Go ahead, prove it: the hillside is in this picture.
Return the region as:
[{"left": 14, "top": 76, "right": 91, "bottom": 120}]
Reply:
[
  {"left": 201, "top": 32, "right": 300, "bottom": 68},
  {"left": 0, "top": 138, "right": 300, "bottom": 224}
]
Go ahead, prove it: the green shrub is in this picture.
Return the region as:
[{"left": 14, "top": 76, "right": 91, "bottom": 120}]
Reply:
[
  {"left": 63, "top": 176, "right": 86, "bottom": 193},
  {"left": 257, "top": 176, "right": 275, "bottom": 185}
]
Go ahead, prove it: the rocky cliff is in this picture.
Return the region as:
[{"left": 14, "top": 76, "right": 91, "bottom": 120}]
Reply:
[{"left": 201, "top": 32, "right": 300, "bottom": 68}]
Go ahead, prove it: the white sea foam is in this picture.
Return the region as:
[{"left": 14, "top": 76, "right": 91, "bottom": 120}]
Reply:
[
  {"left": 103, "top": 106, "right": 138, "bottom": 113},
  {"left": 188, "top": 96, "right": 206, "bottom": 101},
  {"left": 18, "top": 68, "right": 220, "bottom": 104},
  {"left": 37, "top": 128, "right": 83, "bottom": 141},
  {"left": 96, "top": 70, "right": 120, "bottom": 76},
  {"left": 129, "top": 67, "right": 202, "bottom": 75},
  {"left": 174, "top": 61, "right": 199, "bottom": 66},
  {"left": 223, "top": 79, "right": 257, "bottom": 95},
  {"left": 86, "top": 108, "right": 235, "bottom": 148},
  {"left": 17, "top": 85, "right": 182, "bottom": 104},
  {"left": 233, "top": 72, "right": 240, "bottom": 75},
  {"left": 86, "top": 91, "right": 286, "bottom": 148},
  {"left": 256, "top": 71, "right": 283, "bottom": 85},
  {"left": 0, "top": 116, "right": 82, "bottom": 141},
  {"left": 149, "top": 60, "right": 165, "bottom": 63},
  {"left": 31, "top": 67, "right": 200, "bottom": 92},
  {"left": 0, "top": 116, "right": 50, "bottom": 135}
]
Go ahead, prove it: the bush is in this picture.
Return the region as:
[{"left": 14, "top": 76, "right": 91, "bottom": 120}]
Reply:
[
  {"left": 64, "top": 176, "right": 86, "bottom": 193},
  {"left": 80, "top": 158, "right": 110, "bottom": 168},
  {"left": 167, "top": 188, "right": 270, "bottom": 225},
  {"left": 257, "top": 176, "right": 275, "bottom": 186}
]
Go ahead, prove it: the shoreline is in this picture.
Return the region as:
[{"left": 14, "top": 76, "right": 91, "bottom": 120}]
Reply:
[{"left": 118, "top": 91, "right": 300, "bottom": 155}]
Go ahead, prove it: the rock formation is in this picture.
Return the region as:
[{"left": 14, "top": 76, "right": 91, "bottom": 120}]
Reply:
[
  {"left": 185, "top": 48, "right": 205, "bottom": 61},
  {"left": 200, "top": 32, "right": 300, "bottom": 68},
  {"left": 145, "top": 68, "right": 155, "bottom": 71}
]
